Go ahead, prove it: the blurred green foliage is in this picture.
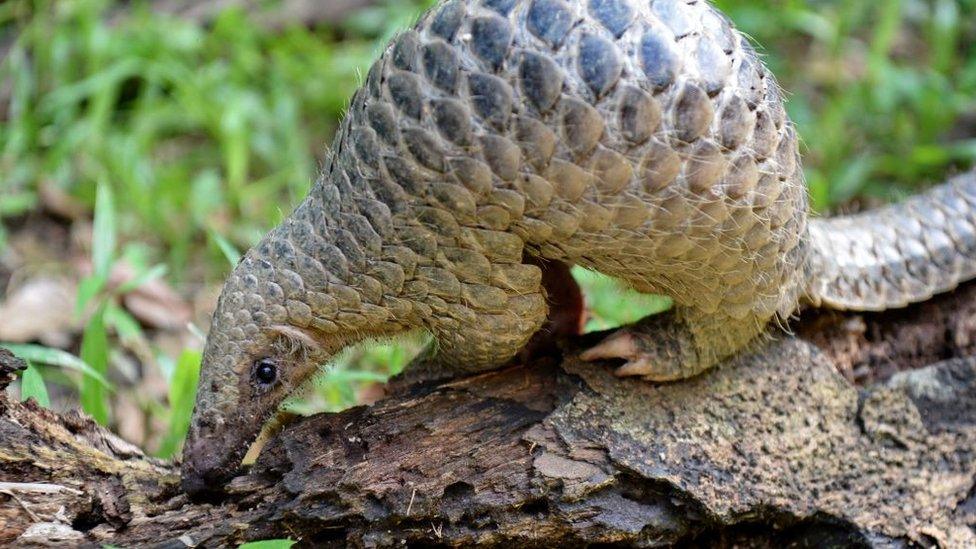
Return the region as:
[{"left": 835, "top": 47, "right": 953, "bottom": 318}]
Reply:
[
  {"left": 715, "top": 0, "right": 976, "bottom": 208},
  {"left": 20, "top": 361, "right": 50, "bottom": 406},
  {"left": 1, "top": 0, "right": 435, "bottom": 276},
  {"left": 1, "top": 0, "right": 975, "bottom": 455}
]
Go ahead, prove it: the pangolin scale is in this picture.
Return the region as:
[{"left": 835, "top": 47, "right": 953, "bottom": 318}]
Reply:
[{"left": 181, "top": 0, "right": 976, "bottom": 494}]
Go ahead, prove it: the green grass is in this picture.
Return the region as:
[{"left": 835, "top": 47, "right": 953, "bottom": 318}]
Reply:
[
  {"left": 715, "top": 0, "right": 976, "bottom": 209},
  {"left": 1, "top": 0, "right": 435, "bottom": 277},
  {"left": 2, "top": 0, "right": 975, "bottom": 455}
]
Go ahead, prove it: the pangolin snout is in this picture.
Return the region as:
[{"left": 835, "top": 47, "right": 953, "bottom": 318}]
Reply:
[{"left": 181, "top": 419, "right": 247, "bottom": 498}]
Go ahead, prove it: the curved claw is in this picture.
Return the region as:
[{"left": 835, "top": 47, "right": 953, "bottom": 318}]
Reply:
[
  {"left": 578, "top": 310, "right": 753, "bottom": 383},
  {"left": 579, "top": 331, "right": 639, "bottom": 362},
  {"left": 579, "top": 320, "right": 688, "bottom": 381},
  {"left": 614, "top": 358, "right": 656, "bottom": 377},
  {"left": 580, "top": 330, "right": 660, "bottom": 378}
]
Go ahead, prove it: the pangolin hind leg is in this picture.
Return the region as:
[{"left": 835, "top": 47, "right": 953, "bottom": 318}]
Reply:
[{"left": 581, "top": 307, "right": 769, "bottom": 382}]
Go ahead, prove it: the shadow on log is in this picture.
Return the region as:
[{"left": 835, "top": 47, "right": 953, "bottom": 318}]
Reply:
[{"left": 2, "top": 284, "right": 976, "bottom": 547}]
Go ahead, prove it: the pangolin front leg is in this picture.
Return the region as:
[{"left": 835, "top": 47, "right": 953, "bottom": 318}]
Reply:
[{"left": 403, "top": 257, "right": 584, "bottom": 382}]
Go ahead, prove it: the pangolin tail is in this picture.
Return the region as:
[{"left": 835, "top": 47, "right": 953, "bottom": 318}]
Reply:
[{"left": 806, "top": 171, "right": 976, "bottom": 311}]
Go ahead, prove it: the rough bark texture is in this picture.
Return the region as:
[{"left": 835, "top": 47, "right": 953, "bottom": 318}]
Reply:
[{"left": 3, "top": 283, "right": 976, "bottom": 547}]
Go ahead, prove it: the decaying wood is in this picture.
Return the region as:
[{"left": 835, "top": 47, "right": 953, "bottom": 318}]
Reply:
[{"left": 2, "top": 282, "right": 976, "bottom": 547}]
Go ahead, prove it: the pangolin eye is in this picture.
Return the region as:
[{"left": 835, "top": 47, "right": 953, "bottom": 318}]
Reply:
[{"left": 253, "top": 358, "right": 278, "bottom": 386}]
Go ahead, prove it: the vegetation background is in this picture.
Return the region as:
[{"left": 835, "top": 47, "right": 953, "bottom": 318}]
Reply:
[{"left": 1, "top": 0, "right": 974, "bottom": 460}]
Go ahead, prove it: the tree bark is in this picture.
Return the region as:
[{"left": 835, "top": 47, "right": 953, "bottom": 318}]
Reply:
[{"left": 2, "top": 284, "right": 976, "bottom": 547}]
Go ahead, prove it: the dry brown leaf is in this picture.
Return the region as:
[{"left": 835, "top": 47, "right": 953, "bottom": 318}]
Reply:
[
  {"left": 110, "top": 262, "right": 192, "bottom": 331},
  {"left": 0, "top": 276, "right": 79, "bottom": 347}
]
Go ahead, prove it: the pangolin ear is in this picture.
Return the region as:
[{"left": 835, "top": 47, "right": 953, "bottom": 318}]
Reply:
[{"left": 268, "top": 324, "right": 324, "bottom": 355}]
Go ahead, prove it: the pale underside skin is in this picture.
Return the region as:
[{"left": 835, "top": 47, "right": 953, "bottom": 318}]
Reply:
[{"left": 179, "top": 0, "right": 976, "bottom": 496}]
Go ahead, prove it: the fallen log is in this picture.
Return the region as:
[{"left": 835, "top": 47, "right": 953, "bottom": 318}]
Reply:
[{"left": 2, "top": 283, "right": 976, "bottom": 547}]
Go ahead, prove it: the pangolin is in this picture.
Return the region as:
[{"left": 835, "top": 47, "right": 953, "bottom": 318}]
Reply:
[{"left": 180, "top": 0, "right": 976, "bottom": 495}]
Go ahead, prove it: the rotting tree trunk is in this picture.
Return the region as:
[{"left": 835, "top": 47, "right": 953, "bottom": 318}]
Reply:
[{"left": 3, "top": 285, "right": 976, "bottom": 547}]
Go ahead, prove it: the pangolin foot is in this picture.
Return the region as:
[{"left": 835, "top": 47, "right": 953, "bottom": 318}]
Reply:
[{"left": 579, "top": 312, "right": 692, "bottom": 382}]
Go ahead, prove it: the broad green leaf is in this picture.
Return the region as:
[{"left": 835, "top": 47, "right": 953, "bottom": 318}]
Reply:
[
  {"left": 20, "top": 362, "right": 51, "bottom": 407},
  {"left": 80, "top": 306, "right": 110, "bottom": 425},
  {"left": 1, "top": 343, "right": 112, "bottom": 389},
  {"left": 830, "top": 155, "right": 875, "bottom": 206},
  {"left": 364, "top": 343, "right": 409, "bottom": 376},
  {"left": 324, "top": 369, "right": 389, "bottom": 384},
  {"left": 156, "top": 349, "right": 202, "bottom": 458}
]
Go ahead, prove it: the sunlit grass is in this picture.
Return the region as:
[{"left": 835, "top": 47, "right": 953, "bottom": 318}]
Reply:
[
  {"left": 573, "top": 267, "right": 672, "bottom": 332},
  {"left": 715, "top": 0, "right": 976, "bottom": 210},
  {"left": 0, "top": 0, "right": 433, "bottom": 278}
]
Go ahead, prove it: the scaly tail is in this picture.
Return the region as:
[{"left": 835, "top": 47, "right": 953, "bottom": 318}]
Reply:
[{"left": 806, "top": 171, "right": 976, "bottom": 311}]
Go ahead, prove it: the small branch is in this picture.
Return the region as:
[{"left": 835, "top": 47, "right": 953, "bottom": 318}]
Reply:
[
  {"left": 0, "top": 483, "right": 83, "bottom": 496},
  {"left": 0, "top": 490, "right": 41, "bottom": 523}
]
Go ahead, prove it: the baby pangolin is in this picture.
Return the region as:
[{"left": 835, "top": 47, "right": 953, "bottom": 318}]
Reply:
[{"left": 181, "top": 0, "right": 976, "bottom": 495}]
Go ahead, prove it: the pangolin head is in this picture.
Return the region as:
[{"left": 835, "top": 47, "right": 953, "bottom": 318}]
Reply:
[{"left": 181, "top": 223, "right": 337, "bottom": 497}]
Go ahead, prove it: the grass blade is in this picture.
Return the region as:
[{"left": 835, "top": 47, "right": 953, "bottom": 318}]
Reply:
[
  {"left": 210, "top": 230, "right": 242, "bottom": 267},
  {"left": 20, "top": 362, "right": 51, "bottom": 408},
  {"left": 80, "top": 306, "right": 111, "bottom": 425},
  {"left": 75, "top": 274, "right": 106, "bottom": 318},
  {"left": 1, "top": 343, "right": 112, "bottom": 389},
  {"left": 92, "top": 182, "right": 117, "bottom": 280},
  {"left": 105, "top": 303, "right": 144, "bottom": 343},
  {"left": 156, "top": 349, "right": 201, "bottom": 458},
  {"left": 116, "top": 263, "right": 168, "bottom": 294}
]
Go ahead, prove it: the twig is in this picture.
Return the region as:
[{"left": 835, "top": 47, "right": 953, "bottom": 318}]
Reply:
[
  {"left": 0, "top": 482, "right": 83, "bottom": 495},
  {"left": 406, "top": 487, "right": 416, "bottom": 516},
  {"left": 0, "top": 490, "right": 41, "bottom": 522}
]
